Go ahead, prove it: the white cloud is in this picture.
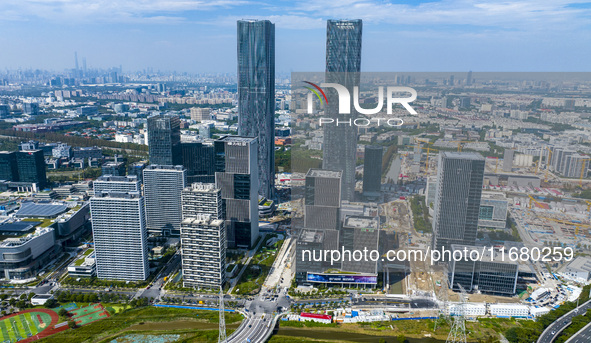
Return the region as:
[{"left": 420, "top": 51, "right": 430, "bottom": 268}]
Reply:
[{"left": 0, "top": 0, "right": 251, "bottom": 23}]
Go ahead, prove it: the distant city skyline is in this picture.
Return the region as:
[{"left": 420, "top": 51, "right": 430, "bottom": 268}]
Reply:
[{"left": 1, "top": 1, "right": 591, "bottom": 72}]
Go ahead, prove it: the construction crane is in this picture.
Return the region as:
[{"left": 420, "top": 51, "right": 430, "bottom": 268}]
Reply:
[
  {"left": 414, "top": 138, "right": 437, "bottom": 175},
  {"left": 450, "top": 140, "right": 473, "bottom": 152},
  {"left": 539, "top": 216, "right": 591, "bottom": 236},
  {"left": 493, "top": 156, "right": 500, "bottom": 173},
  {"left": 528, "top": 194, "right": 546, "bottom": 209},
  {"left": 544, "top": 147, "right": 553, "bottom": 182},
  {"left": 416, "top": 146, "right": 439, "bottom": 175}
]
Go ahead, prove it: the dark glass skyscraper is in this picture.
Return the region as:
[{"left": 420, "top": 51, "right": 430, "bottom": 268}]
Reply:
[
  {"left": 181, "top": 142, "right": 215, "bottom": 184},
  {"left": 323, "top": 19, "right": 362, "bottom": 201},
  {"left": 362, "top": 145, "right": 383, "bottom": 197},
  {"left": 432, "top": 152, "right": 485, "bottom": 251},
  {"left": 0, "top": 151, "right": 18, "bottom": 182},
  {"left": 237, "top": 19, "right": 275, "bottom": 199},
  {"left": 214, "top": 136, "right": 259, "bottom": 249},
  {"left": 16, "top": 150, "right": 47, "bottom": 188},
  {"left": 147, "top": 114, "right": 182, "bottom": 166}
]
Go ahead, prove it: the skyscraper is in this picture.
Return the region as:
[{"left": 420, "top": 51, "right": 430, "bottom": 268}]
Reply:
[
  {"left": 16, "top": 150, "right": 47, "bottom": 188},
  {"left": 502, "top": 149, "right": 514, "bottom": 172},
  {"left": 181, "top": 142, "right": 215, "bottom": 184},
  {"left": 147, "top": 114, "right": 182, "bottom": 166},
  {"left": 181, "top": 183, "right": 226, "bottom": 289},
  {"left": 304, "top": 169, "right": 342, "bottom": 230},
  {"left": 466, "top": 70, "right": 473, "bottom": 86},
  {"left": 432, "top": 152, "right": 485, "bottom": 251},
  {"left": 90, "top": 191, "right": 149, "bottom": 281},
  {"left": 182, "top": 183, "right": 223, "bottom": 220},
  {"left": 323, "top": 19, "right": 362, "bottom": 201},
  {"left": 93, "top": 175, "right": 140, "bottom": 194},
  {"left": 214, "top": 136, "right": 259, "bottom": 248},
  {"left": 143, "top": 165, "right": 186, "bottom": 237},
  {"left": 0, "top": 151, "right": 18, "bottom": 182},
  {"left": 237, "top": 19, "right": 275, "bottom": 199},
  {"left": 362, "top": 145, "right": 383, "bottom": 197},
  {"left": 190, "top": 107, "right": 212, "bottom": 122}
]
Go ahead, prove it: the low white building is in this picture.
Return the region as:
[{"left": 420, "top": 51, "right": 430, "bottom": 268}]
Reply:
[
  {"left": 530, "top": 306, "right": 551, "bottom": 318},
  {"left": 447, "top": 303, "right": 487, "bottom": 316},
  {"left": 559, "top": 256, "right": 591, "bottom": 283},
  {"left": 31, "top": 294, "right": 54, "bottom": 306},
  {"left": 489, "top": 304, "right": 530, "bottom": 318}
]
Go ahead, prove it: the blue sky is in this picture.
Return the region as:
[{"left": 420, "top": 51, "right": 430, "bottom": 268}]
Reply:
[{"left": 1, "top": 0, "right": 591, "bottom": 73}]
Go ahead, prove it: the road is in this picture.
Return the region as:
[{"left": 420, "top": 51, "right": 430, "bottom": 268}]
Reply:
[
  {"left": 538, "top": 299, "right": 591, "bottom": 343},
  {"left": 566, "top": 321, "right": 591, "bottom": 343},
  {"left": 139, "top": 252, "right": 181, "bottom": 300},
  {"left": 227, "top": 290, "right": 291, "bottom": 343}
]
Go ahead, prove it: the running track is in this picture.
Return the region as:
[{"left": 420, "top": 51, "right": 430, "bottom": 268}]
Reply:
[{"left": 0, "top": 308, "right": 67, "bottom": 342}]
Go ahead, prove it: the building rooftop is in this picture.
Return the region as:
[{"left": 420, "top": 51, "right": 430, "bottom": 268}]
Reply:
[
  {"left": 96, "top": 175, "right": 139, "bottom": 182},
  {"left": 0, "top": 221, "right": 40, "bottom": 234},
  {"left": 306, "top": 168, "right": 342, "bottom": 179},
  {"left": 184, "top": 183, "right": 219, "bottom": 193},
  {"left": 217, "top": 135, "right": 256, "bottom": 143},
  {"left": 563, "top": 256, "right": 591, "bottom": 273},
  {"left": 442, "top": 151, "right": 484, "bottom": 160},
  {"left": 343, "top": 215, "right": 379, "bottom": 230},
  {"left": 93, "top": 191, "right": 142, "bottom": 199},
  {"left": 299, "top": 229, "right": 324, "bottom": 244},
  {"left": 145, "top": 165, "right": 185, "bottom": 171},
  {"left": 16, "top": 202, "right": 68, "bottom": 218}
]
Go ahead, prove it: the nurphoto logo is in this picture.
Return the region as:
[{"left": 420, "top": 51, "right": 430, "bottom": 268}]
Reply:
[{"left": 304, "top": 81, "right": 418, "bottom": 127}]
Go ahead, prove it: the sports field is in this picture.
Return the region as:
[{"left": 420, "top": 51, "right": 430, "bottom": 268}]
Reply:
[
  {"left": 69, "top": 303, "right": 109, "bottom": 326},
  {"left": 0, "top": 310, "right": 55, "bottom": 342}
]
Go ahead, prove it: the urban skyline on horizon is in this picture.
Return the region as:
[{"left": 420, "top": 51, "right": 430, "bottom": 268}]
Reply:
[{"left": 2, "top": 0, "right": 591, "bottom": 73}]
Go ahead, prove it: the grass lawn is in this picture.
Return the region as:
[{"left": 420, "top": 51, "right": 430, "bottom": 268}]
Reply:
[
  {"left": 0, "top": 311, "right": 52, "bottom": 342},
  {"left": 39, "top": 306, "right": 243, "bottom": 343}
]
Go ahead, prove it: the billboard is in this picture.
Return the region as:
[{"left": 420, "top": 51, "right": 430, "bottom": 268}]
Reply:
[{"left": 306, "top": 272, "right": 377, "bottom": 284}]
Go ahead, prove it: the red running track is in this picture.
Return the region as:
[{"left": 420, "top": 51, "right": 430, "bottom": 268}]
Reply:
[{"left": 0, "top": 308, "right": 68, "bottom": 342}]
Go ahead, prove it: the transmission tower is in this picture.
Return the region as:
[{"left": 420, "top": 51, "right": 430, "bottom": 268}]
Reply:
[
  {"left": 446, "top": 283, "right": 467, "bottom": 343},
  {"left": 434, "top": 282, "right": 451, "bottom": 331},
  {"left": 218, "top": 286, "right": 227, "bottom": 343}
]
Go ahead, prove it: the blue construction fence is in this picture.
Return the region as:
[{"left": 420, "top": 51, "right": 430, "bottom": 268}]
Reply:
[
  {"left": 153, "top": 304, "right": 235, "bottom": 312},
  {"left": 391, "top": 316, "right": 438, "bottom": 321}
]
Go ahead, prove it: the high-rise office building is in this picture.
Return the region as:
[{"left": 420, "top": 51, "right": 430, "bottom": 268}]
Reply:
[
  {"left": 0, "top": 151, "right": 18, "bottom": 182},
  {"left": 214, "top": 136, "right": 259, "bottom": 248},
  {"left": 93, "top": 175, "right": 140, "bottom": 194},
  {"left": 190, "top": 107, "right": 212, "bottom": 122},
  {"left": 304, "top": 169, "right": 342, "bottom": 230},
  {"left": 128, "top": 162, "right": 147, "bottom": 183},
  {"left": 563, "top": 154, "right": 590, "bottom": 178},
  {"left": 16, "top": 150, "right": 47, "bottom": 188},
  {"left": 181, "top": 215, "right": 226, "bottom": 289},
  {"left": 143, "top": 165, "right": 186, "bottom": 237},
  {"left": 101, "top": 161, "right": 126, "bottom": 176},
  {"left": 181, "top": 183, "right": 226, "bottom": 289},
  {"left": 323, "top": 19, "right": 362, "bottom": 201},
  {"left": 362, "top": 145, "right": 383, "bottom": 197},
  {"left": 340, "top": 215, "right": 380, "bottom": 274},
  {"left": 181, "top": 142, "right": 215, "bottom": 184},
  {"left": 502, "top": 149, "right": 514, "bottom": 172},
  {"left": 90, "top": 191, "right": 149, "bottom": 281},
  {"left": 466, "top": 70, "right": 473, "bottom": 86},
  {"left": 147, "top": 114, "right": 182, "bottom": 166},
  {"left": 237, "top": 19, "right": 275, "bottom": 199},
  {"left": 432, "top": 152, "right": 485, "bottom": 251},
  {"left": 182, "top": 183, "right": 223, "bottom": 220}
]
